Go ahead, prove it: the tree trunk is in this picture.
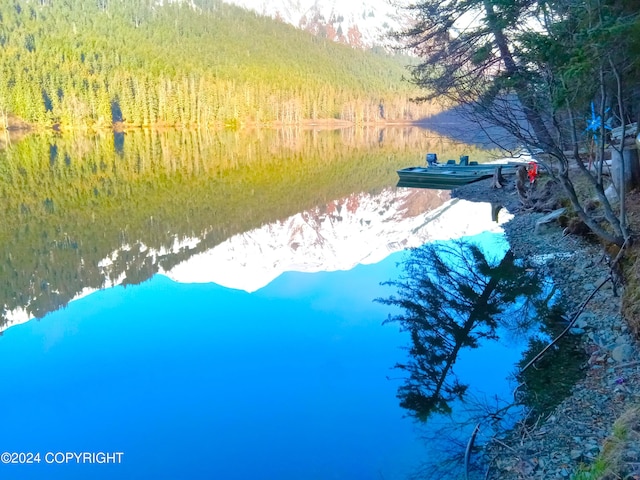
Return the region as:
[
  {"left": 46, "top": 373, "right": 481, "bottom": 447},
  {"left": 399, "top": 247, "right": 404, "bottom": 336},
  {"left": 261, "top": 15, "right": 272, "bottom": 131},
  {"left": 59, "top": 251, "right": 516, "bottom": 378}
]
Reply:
[
  {"left": 490, "top": 166, "right": 505, "bottom": 189},
  {"left": 614, "top": 142, "right": 640, "bottom": 192},
  {"left": 558, "top": 172, "right": 624, "bottom": 245},
  {"left": 515, "top": 166, "right": 531, "bottom": 207},
  {"left": 482, "top": 1, "right": 557, "bottom": 153}
]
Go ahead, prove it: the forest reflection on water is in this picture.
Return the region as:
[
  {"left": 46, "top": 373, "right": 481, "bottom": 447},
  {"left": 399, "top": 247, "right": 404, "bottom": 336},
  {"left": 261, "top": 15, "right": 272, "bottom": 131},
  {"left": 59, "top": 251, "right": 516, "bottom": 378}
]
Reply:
[{"left": 0, "top": 126, "right": 498, "bottom": 329}]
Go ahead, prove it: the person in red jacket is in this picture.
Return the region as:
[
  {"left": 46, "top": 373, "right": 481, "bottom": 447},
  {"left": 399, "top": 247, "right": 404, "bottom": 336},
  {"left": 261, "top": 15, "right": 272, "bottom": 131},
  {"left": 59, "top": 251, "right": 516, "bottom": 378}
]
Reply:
[{"left": 527, "top": 162, "right": 538, "bottom": 184}]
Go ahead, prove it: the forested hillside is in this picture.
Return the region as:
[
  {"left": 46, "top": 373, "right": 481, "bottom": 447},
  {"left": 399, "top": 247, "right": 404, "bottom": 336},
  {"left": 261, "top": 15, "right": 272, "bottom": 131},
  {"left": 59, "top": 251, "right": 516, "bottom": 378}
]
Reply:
[{"left": 0, "top": 0, "right": 433, "bottom": 129}]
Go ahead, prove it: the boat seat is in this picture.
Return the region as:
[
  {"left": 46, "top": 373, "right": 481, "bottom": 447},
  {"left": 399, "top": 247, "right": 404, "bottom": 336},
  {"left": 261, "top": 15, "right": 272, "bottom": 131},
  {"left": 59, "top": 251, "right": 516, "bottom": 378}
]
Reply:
[
  {"left": 446, "top": 160, "right": 456, "bottom": 165},
  {"left": 469, "top": 161, "right": 478, "bottom": 165}
]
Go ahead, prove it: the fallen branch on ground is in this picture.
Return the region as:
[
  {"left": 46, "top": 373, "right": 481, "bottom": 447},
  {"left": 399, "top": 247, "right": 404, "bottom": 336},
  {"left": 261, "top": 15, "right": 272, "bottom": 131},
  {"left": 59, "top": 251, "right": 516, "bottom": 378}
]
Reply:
[{"left": 520, "top": 274, "right": 612, "bottom": 373}]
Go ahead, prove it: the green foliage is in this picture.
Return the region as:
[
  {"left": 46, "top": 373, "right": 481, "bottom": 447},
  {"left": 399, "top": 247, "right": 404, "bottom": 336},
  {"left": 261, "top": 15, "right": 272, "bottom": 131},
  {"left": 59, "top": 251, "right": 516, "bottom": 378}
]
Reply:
[
  {"left": 572, "top": 458, "right": 609, "bottom": 480},
  {"left": 571, "top": 405, "right": 640, "bottom": 479},
  {"left": 0, "top": 0, "right": 433, "bottom": 127},
  {"left": 532, "top": 0, "right": 640, "bottom": 117},
  {"left": 400, "top": 0, "right": 639, "bottom": 139}
]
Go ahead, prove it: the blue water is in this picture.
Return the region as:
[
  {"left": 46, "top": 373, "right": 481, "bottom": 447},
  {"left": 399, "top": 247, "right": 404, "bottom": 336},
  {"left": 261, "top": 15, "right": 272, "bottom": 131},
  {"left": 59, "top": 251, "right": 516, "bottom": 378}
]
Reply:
[{"left": 0, "top": 231, "right": 526, "bottom": 480}]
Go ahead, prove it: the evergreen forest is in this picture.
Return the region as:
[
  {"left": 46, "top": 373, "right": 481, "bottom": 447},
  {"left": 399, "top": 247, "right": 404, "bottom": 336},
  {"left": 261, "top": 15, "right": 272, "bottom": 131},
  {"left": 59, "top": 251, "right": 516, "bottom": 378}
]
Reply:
[{"left": 0, "top": 0, "right": 434, "bottom": 129}]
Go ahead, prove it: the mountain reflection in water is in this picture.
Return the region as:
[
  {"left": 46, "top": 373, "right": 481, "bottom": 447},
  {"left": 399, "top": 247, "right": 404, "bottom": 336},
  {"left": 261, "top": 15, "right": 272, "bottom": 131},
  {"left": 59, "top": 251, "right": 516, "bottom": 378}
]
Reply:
[
  {"left": 0, "top": 128, "right": 498, "bottom": 329},
  {"left": 0, "top": 128, "right": 520, "bottom": 480}
]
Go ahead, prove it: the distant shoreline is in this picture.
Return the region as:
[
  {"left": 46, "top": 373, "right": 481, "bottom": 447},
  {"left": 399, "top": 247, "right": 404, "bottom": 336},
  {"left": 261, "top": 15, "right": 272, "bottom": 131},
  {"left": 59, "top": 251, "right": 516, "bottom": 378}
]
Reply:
[{"left": 1, "top": 117, "right": 427, "bottom": 134}]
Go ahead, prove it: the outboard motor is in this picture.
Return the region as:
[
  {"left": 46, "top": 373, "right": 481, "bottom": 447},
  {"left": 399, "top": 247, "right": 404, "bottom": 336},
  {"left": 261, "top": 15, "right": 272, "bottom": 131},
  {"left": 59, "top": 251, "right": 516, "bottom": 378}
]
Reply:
[{"left": 426, "top": 153, "right": 438, "bottom": 166}]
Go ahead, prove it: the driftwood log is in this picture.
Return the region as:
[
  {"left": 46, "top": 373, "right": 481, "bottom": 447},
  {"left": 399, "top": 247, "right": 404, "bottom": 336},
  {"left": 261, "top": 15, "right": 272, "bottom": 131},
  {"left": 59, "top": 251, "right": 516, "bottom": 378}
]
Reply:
[{"left": 515, "top": 167, "right": 563, "bottom": 212}]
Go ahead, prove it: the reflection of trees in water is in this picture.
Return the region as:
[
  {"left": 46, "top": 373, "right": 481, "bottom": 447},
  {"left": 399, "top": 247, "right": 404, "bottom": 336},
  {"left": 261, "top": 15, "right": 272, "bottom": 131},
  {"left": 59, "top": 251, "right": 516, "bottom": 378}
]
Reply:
[
  {"left": 378, "top": 239, "right": 593, "bottom": 479},
  {"left": 2, "top": 127, "right": 429, "bottom": 326},
  {"left": 3, "top": 127, "right": 483, "bottom": 327},
  {"left": 377, "top": 240, "right": 545, "bottom": 422},
  {"left": 377, "top": 239, "right": 558, "bottom": 479},
  {"left": 516, "top": 303, "right": 587, "bottom": 420}
]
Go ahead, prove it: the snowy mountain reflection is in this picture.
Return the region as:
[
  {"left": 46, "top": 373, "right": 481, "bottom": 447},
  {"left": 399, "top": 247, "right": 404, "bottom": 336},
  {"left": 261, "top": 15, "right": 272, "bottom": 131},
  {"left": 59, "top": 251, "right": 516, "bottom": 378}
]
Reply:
[
  {"left": 165, "top": 190, "right": 512, "bottom": 292},
  {"left": 2, "top": 187, "right": 510, "bottom": 331}
]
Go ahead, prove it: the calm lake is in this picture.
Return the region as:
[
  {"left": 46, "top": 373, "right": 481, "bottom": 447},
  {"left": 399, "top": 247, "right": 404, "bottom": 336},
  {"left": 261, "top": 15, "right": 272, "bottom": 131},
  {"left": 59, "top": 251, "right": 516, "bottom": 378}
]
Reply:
[{"left": 0, "top": 127, "right": 537, "bottom": 479}]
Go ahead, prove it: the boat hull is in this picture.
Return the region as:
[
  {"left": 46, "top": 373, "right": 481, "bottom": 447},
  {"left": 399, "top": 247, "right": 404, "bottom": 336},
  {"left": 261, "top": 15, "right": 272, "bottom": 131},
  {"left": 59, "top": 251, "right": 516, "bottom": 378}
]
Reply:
[{"left": 396, "top": 167, "right": 494, "bottom": 187}]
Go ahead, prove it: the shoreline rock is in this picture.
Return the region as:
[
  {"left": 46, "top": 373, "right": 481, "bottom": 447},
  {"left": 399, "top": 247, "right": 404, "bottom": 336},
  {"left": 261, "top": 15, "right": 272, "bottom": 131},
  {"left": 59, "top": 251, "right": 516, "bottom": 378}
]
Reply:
[{"left": 451, "top": 174, "right": 640, "bottom": 479}]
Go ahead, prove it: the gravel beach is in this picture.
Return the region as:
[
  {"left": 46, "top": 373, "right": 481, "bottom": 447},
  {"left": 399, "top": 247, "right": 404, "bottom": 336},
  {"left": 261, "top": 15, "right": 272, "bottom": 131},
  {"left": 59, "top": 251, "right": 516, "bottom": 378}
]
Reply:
[{"left": 451, "top": 173, "right": 640, "bottom": 479}]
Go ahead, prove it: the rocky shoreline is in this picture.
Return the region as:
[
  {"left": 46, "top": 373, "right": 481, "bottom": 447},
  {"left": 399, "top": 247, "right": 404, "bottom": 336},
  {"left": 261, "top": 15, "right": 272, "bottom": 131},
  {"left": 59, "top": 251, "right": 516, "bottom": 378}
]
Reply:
[{"left": 452, "top": 174, "right": 640, "bottom": 479}]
